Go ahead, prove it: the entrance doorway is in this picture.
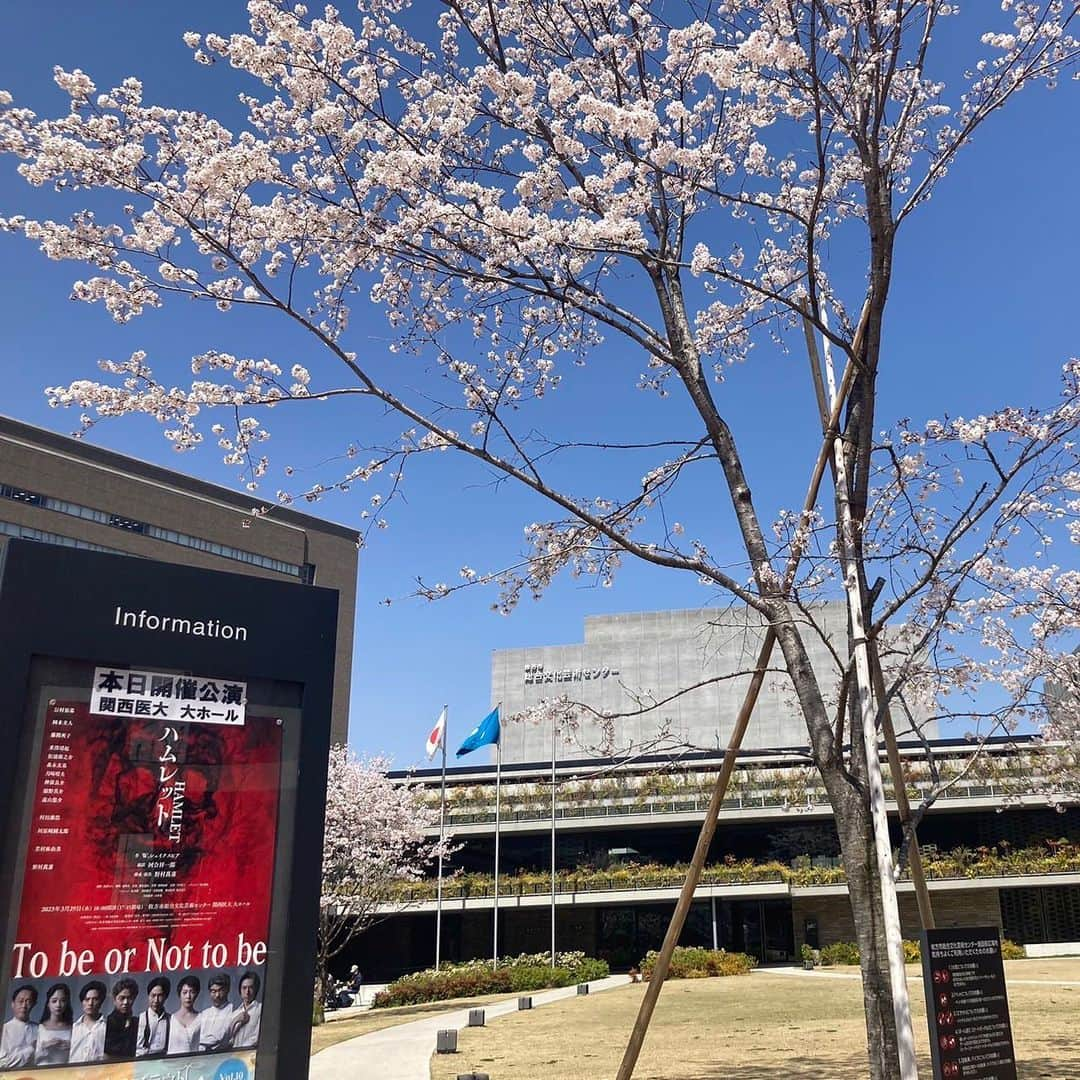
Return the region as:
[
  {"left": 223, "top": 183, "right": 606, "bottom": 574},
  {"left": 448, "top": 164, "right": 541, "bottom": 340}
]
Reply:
[
  {"left": 592, "top": 898, "right": 794, "bottom": 970},
  {"left": 722, "top": 899, "right": 794, "bottom": 963}
]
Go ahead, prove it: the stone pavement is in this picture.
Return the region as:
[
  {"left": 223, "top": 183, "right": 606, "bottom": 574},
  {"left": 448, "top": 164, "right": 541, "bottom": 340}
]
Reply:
[{"left": 309, "top": 974, "right": 631, "bottom": 1080}]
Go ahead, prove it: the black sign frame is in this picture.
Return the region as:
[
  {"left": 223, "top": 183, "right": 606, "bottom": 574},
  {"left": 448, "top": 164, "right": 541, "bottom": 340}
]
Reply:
[
  {"left": 0, "top": 539, "right": 339, "bottom": 1080},
  {"left": 921, "top": 925, "right": 1018, "bottom": 1080}
]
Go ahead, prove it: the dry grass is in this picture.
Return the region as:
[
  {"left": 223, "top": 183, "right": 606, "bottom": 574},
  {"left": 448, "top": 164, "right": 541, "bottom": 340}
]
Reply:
[
  {"left": 430, "top": 960, "right": 1080, "bottom": 1080},
  {"left": 309, "top": 990, "right": 521, "bottom": 1056}
]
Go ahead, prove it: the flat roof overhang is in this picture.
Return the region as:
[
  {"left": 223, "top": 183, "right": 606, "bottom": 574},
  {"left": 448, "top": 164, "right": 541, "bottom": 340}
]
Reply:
[{"left": 380, "top": 879, "right": 791, "bottom": 914}]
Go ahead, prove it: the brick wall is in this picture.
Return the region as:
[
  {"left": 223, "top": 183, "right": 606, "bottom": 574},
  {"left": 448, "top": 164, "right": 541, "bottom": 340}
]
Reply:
[{"left": 793, "top": 888, "right": 1003, "bottom": 950}]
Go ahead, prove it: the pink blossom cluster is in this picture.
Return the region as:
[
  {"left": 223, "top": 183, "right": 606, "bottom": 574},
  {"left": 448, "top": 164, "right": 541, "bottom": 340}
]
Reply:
[
  {"left": 319, "top": 745, "right": 451, "bottom": 961},
  {"left": 0, "top": 1, "right": 1078, "bottom": 772}
]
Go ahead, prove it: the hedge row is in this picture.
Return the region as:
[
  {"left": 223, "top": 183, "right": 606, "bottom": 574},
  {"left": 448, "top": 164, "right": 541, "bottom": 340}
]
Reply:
[
  {"left": 640, "top": 946, "right": 757, "bottom": 980},
  {"left": 393, "top": 841, "right": 1080, "bottom": 902},
  {"left": 818, "top": 938, "right": 1025, "bottom": 966},
  {"left": 372, "top": 951, "right": 609, "bottom": 1007}
]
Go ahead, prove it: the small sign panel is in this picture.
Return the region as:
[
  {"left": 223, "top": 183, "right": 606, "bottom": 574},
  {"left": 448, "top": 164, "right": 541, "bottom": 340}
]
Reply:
[
  {"left": 921, "top": 926, "right": 1017, "bottom": 1080},
  {"left": 91, "top": 666, "right": 247, "bottom": 725}
]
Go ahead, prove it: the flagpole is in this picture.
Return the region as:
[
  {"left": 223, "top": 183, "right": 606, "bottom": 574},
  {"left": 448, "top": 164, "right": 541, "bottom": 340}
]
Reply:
[
  {"left": 550, "top": 712, "right": 557, "bottom": 969},
  {"left": 493, "top": 730, "right": 501, "bottom": 969},
  {"left": 435, "top": 704, "right": 448, "bottom": 972}
]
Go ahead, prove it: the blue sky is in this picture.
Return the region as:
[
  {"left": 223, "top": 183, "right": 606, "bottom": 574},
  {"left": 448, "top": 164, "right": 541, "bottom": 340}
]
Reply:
[{"left": 1, "top": 2, "right": 1076, "bottom": 767}]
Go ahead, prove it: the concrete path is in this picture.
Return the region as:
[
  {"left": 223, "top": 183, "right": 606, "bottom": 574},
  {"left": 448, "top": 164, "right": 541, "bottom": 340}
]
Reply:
[{"left": 309, "top": 974, "right": 631, "bottom": 1080}]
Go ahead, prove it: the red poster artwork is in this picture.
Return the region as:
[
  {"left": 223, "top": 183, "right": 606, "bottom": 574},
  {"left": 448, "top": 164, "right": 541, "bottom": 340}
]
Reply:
[{"left": 11, "top": 699, "right": 282, "bottom": 989}]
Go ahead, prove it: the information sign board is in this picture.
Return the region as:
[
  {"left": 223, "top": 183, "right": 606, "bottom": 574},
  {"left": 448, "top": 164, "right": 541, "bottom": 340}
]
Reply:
[
  {"left": 0, "top": 541, "right": 339, "bottom": 1080},
  {"left": 921, "top": 925, "right": 1017, "bottom": 1080}
]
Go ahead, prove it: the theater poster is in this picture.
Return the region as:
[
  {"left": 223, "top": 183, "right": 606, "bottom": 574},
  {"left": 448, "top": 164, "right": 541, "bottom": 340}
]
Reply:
[{"left": 1, "top": 668, "right": 282, "bottom": 1079}]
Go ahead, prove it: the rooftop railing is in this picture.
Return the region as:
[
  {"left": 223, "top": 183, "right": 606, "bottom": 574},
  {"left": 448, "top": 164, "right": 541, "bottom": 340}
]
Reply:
[{"left": 438, "top": 775, "right": 1074, "bottom": 827}]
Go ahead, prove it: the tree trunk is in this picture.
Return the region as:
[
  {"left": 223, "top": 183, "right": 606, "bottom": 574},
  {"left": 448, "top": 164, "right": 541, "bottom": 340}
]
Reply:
[
  {"left": 768, "top": 612, "right": 902, "bottom": 1079},
  {"left": 313, "top": 930, "right": 329, "bottom": 1027},
  {"left": 826, "top": 771, "right": 901, "bottom": 1080},
  {"left": 651, "top": 261, "right": 905, "bottom": 1078}
]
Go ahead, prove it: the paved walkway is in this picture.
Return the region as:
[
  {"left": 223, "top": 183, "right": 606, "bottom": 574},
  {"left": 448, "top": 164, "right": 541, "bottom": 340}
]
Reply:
[{"left": 309, "top": 974, "right": 631, "bottom": 1080}]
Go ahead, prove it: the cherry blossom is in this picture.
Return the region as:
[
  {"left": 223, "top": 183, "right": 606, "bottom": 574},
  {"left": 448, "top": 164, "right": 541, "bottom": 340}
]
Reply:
[
  {"left": 317, "top": 745, "right": 451, "bottom": 1003},
  {"left": 1, "top": 4, "right": 1078, "bottom": 1076}
]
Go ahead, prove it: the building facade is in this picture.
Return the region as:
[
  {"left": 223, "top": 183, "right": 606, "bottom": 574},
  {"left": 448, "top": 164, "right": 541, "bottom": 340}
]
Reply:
[
  {"left": 0, "top": 415, "right": 358, "bottom": 741},
  {"left": 357, "top": 739, "right": 1080, "bottom": 982},
  {"left": 492, "top": 605, "right": 936, "bottom": 763}
]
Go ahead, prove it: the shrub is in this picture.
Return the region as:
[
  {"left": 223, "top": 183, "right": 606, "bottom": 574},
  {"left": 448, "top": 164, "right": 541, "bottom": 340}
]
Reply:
[
  {"left": 372, "top": 951, "right": 609, "bottom": 1007},
  {"left": 392, "top": 840, "right": 1080, "bottom": 903},
  {"left": 819, "top": 941, "right": 861, "bottom": 966},
  {"left": 819, "top": 940, "right": 923, "bottom": 966},
  {"left": 1000, "top": 939, "right": 1026, "bottom": 960},
  {"left": 639, "top": 946, "right": 756, "bottom": 980}
]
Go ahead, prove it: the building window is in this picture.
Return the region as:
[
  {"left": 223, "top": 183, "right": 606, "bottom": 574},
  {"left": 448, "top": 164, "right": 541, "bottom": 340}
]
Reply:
[
  {"left": 0, "top": 518, "right": 121, "bottom": 555},
  {"left": 1, "top": 480, "right": 307, "bottom": 579},
  {"left": 0, "top": 484, "right": 43, "bottom": 506},
  {"left": 109, "top": 514, "right": 148, "bottom": 534}
]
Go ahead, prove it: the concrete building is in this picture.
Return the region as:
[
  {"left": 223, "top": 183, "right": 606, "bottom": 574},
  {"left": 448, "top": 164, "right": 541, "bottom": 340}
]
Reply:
[
  {"left": 359, "top": 739, "right": 1080, "bottom": 981},
  {"left": 348, "top": 608, "right": 1069, "bottom": 982},
  {"left": 0, "top": 415, "right": 358, "bottom": 741},
  {"left": 493, "top": 606, "right": 935, "bottom": 762}
]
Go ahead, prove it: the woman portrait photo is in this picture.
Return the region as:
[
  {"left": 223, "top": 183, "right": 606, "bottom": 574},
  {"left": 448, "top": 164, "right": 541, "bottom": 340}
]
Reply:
[
  {"left": 168, "top": 975, "right": 201, "bottom": 1055},
  {"left": 35, "top": 983, "right": 73, "bottom": 1065}
]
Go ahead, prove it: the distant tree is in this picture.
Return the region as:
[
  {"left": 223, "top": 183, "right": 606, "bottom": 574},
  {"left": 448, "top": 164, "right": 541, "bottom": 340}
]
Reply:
[
  {"left": 317, "top": 746, "right": 447, "bottom": 1019},
  {"left": 2, "top": 3, "right": 1079, "bottom": 1075}
]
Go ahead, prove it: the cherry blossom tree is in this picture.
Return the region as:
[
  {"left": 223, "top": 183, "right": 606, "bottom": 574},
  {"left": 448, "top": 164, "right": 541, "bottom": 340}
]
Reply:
[
  {"left": 1, "top": 2, "right": 1079, "bottom": 1076},
  {"left": 317, "top": 746, "right": 448, "bottom": 1018}
]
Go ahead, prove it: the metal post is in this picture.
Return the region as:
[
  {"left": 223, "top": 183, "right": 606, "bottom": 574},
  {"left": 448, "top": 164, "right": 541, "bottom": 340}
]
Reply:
[
  {"left": 435, "top": 706, "right": 448, "bottom": 972},
  {"left": 802, "top": 300, "right": 935, "bottom": 933},
  {"left": 711, "top": 895, "right": 718, "bottom": 951},
  {"left": 871, "top": 643, "right": 936, "bottom": 930},
  {"left": 550, "top": 714, "right": 557, "bottom": 967},
  {"left": 493, "top": 737, "right": 502, "bottom": 967}
]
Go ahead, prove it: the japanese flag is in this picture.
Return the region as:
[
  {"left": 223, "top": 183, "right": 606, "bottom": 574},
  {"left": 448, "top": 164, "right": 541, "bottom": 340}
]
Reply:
[{"left": 425, "top": 707, "right": 447, "bottom": 759}]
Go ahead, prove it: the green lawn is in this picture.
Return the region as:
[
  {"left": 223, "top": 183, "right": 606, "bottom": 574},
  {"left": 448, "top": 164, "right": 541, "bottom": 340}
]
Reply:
[{"left": 430, "top": 960, "right": 1080, "bottom": 1079}]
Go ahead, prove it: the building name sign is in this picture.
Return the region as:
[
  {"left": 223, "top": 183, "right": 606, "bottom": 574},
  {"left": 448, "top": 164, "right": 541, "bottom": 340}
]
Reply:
[
  {"left": 91, "top": 666, "right": 248, "bottom": 726},
  {"left": 523, "top": 664, "right": 620, "bottom": 686}
]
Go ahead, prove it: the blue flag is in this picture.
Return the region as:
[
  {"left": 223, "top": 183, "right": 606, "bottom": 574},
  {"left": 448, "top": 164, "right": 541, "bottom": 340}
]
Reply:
[{"left": 456, "top": 707, "right": 500, "bottom": 757}]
